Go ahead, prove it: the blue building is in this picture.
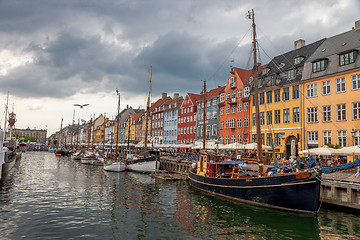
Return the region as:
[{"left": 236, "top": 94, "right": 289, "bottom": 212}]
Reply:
[{"left": 163, "top": 95, "right": 183, "bottom": 145}]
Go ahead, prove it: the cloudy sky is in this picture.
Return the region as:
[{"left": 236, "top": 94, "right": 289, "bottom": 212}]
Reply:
[{"left": 0, "top": 0, "right": 359, "bottom": 136}]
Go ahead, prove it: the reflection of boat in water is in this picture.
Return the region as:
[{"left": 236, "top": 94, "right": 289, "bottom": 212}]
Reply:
[
  {"left": 128, "top": 172, "right": 155, "bottom": 185},
  {"left": 188, "top": 10, "right": 320, "bottom": 215},
  {"left": 189, "top": 187, "right": 320, "bottom": 239}
]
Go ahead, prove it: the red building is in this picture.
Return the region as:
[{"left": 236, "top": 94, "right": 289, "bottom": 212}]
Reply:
[{"left": 177, "top": 93, "right": 201, "bottom": 144}]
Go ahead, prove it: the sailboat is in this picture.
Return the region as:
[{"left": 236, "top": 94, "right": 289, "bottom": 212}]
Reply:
[
  {"left": 104, "top": 89, "right": 126, "bottom": 172},
  {"left": 188, "top": 10, "right": 321, "bottom": 214},
  {"left": 125, "top": 66, "right": 160, "bottom": 174}
]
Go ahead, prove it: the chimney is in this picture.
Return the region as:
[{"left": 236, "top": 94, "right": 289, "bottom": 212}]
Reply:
[
  {"left": 162, "top": 93, "right": 167, "bottom": 99},
  {"left": 355, "top": 20, "right": 360, "bottom": 29},
  {"left": 173, "top": 93, "right": 179, "bottom": 99},
  {"left": 294, "top": 39, "right": 305, "bottom": 50}
]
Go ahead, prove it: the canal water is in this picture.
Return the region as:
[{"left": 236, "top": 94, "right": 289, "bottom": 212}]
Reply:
[{"left": 0, "top": 152, "right": 359, "bottom": 239}]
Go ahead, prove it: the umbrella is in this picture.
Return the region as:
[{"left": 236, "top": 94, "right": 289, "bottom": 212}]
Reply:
[
  {"left": 243, "top": 143, "right": 272, "bottom": 150},
  {"left": 298, "top": 145, "right": 343, "bottom": 156},
  {"left": 336, "top": 146, "right": 360, "bottom": 155}
]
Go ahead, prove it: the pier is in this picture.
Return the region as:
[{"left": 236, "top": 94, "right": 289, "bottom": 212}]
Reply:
[{"left": 159, "top": 157, "right": 360, "bottom": 211}]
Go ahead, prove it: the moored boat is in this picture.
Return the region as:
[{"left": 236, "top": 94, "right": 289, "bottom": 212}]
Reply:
[
  {"left": 103, "top": 161, "right": 126, "bottom": 172},
  {"left": 80, "top": 153, "right": 98, "bottom": 165},
  {"left": 126, "top": 150, "right": 160, "bottom": 173},
  {"left": 188, "top": 10, "right": 321, "bottom": 214}
]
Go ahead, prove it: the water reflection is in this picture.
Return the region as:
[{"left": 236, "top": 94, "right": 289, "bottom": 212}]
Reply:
[{"left": 0, "top": 152, "right": 359, "bottom": 240}]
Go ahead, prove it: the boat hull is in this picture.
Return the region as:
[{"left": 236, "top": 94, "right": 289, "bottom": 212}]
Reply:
[
  {"left": 126, "top": 160, "right": 159, "bottom": 174},
  {"left": 104, "top": 162, "right": 126, "bottom": 172},
  {"left": 188, "top": 171, "right": 320, "bottom": 214}
]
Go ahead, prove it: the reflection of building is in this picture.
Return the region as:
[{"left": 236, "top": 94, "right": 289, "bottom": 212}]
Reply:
[
  {"left": 13, "top": 127, "right": 47, "bottom": 143},
  {"left": 252, "top": 38, "right": 325, "bottom": 159}
]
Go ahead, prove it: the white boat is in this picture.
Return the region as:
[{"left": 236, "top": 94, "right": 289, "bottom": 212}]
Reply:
[
  {"left": 71, "top": 151, "right": 82, "bottom": 160},
  {"left": 80, "top": 153, "right": 98, "bottom": 165},
  {"left": 103, "top": 161, "right": 126, "bottom": 172},
  {"left": 126, "top": 150, "right": 160, "bottom": 174}
]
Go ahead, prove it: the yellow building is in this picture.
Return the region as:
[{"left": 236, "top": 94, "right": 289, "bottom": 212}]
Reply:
[
  {"left": 301, "top": 24, "right": 360, "bottom": 161},
  {"left": 251, "top": 39, "right": 325, "bottom": 159},
  {"left": 124, "top": 116, "right": 136, "bottom": 143}
]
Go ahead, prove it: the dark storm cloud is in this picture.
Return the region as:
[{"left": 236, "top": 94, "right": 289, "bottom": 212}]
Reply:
[{"left": 0, "top": 0, "right": 358, "bottom": 99}]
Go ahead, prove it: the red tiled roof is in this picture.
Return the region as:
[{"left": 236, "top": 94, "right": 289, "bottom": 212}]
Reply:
[
  {"left": 205, "top": 86, "right": 225, "bottom": 99},
  {"left": 187, "top": 93, "right": 201, "bottom": 104},
  {"left": 131, "top": 112, "right": 142, "bottom": 121},
  {"left": 149, "top": 96, "right": 171, "bottom": 112}
]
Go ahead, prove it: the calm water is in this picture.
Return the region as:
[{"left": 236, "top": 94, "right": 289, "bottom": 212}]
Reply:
[{"left": 0, "top": 152, "right": 359, "bottom": 240}]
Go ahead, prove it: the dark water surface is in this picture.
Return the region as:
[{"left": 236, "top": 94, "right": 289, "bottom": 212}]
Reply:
[{"left": 0, "top": 152, "right": 359, "bottom": 239}]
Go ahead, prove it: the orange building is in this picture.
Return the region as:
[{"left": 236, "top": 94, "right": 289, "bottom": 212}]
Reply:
[{"left": 219, "top": 67, "right": 253, "bottom": 145}]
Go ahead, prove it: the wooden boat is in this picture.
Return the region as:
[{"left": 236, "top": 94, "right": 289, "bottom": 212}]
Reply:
[
  {"left": 80, "top": 153, "right": 98, "bottom": 165},
  {"left": 188, "top": 10, "right": 321, "bottom": 214},
  {"left": 126, "top": 150, "right": 160, "bottom": 173}
]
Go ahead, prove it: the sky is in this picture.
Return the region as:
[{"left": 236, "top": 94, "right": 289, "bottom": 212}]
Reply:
[{"left": 0, "top": 0, "right": 359, "bottom": 136}]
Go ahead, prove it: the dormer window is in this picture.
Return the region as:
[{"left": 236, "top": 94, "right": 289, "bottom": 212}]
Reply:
[
  {"left": 339, "top": 51, "right": 356, "bottom": 66},
  {"left": 294, "top": 56, "right": 304, "bottom": 65},
  {"left": 312, "top": 59, "right": 327, "bottom": 73},
  {"left": 229, "top": 76, "right": 236, "bottom": 88},
  {"left": 244, "top": 87, "right": 250, "bottom": 97},
  {"left": 287, "top": 69, "right": 295, "bottom": 80},
  {"left": 278, "top": 63, "right": 285, "bottom": 69}
]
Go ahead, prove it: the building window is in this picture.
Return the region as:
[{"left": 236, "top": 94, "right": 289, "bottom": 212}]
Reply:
[
  {"left": 323, "top": 131, "right": 331, "bottom": 145},
  {"left": 352, "top": 74, "right": 360, "bottom": 90},
  {"left": 237, "top": 119, "right": 242, "bottom": 128},
  {"left": 231, "top": 135, "right": 236, "bottom": 144},
  {"left": 274, "top": 89, "right": 280, "bottom": 102},
  {"left": 220, "top": 121, "right": 224, "bottom": 129},
  {"left": 336, "top": 77, "right": 346, "bottom": 93},
  {"left": 293, "top": 107, "right": 299, "bottom": 123},
  {"left": 226, "top": 106, "right": 230, "bottom": 114},
  {"left": 252, "top": 113, "right": 256, "bottom": 126},
  {"left": 337, "top": 130, "right": 347, "bottom": 147},
  {"left": 231, "top": 105, "right": 236, "bottom": 113},
  {"left": 237, "top": 134, "right": 242, "bottom": 143},
  {"left": 322, "top": 80, "right": 331, "bottom": 95},
  {"left": 282, "top": 87, "right": 289, "bottom": 101},
  {"left": 274, "top": 133, "right": 281, "bottom": 147},
  {"left": 283, "top": 109, "right": 290, "bottom": 124},
  {"left": 323, "top": 105, "right": 331, "bottom": 122},
  {"left": 212, "top": 124, "right": 217, "bottom": 136},
  {"left": 266, "top": 133, "right": 273, "bottom": 147},
  {"left": 292, "top": 85, "right": 299, "bottom": 100},
  {"left": 237, "top": 89, "right": 242, "bottom": 98},
  {"left": 220, "top": 107, "right": 224, "bottom": 115},
  {"left": 244, "top": 87, "right": 250, "bottom": 97},
  {"left": 337, "top": 104, "right": 346, "bottom": 121},
  {"left": 244, "top": 118, "right": 249, "bottom": 127},
  {"left": 294, "top": 56, "right": 303, "bottom": 65},
  {"left": 274, "top": 110, "right": 281, "bottom": 124},
  {"left": 307, "top": 107, "right": 318, "bottom": 123},
  {"left": 266, "top": 111, "right": 272, "bottom": 125},
  {"left": 231, "top": 91, "right": 236, "bottom": 100},
  {"left": 312, "top": 59, "right": 326, "bottom": 73},
  {"left": 225, "top": 135, "right": 230, "bottom": 145},
  {"left": 252, "top": 95, "right": 255, "bottom": 107},
  {"left": 237, "top": 103, "right": 242, "bottom": 112},
  {"left": 220, "top": 93, "right": 224, "bottom": 102},
  {"left": 226, "top": 92, "right": 230, "bottom": 100},
  {"left": 308, "top": 131, "right": 318, "bottom": 144},
  {"left": 244, "top": 102, "right": 248, "bottom": 111},
  {"left": 260, "top": 92, "right": 265, "bottom": 105},
  {"left": 230, "top": 118, "right": 236, "bottom": 129},
  {"left": 353, "top": 102, "right": 360, "bottom": 120},
  {"left": 307, "top": 83, "right": 317, "bottom": 97},
  {"left": 287, "top": 69, "right": 295, "bottom": 79},
  {"left": 260, "top": 112, "right": 265, "bottom": 126},
  {"left": 354, "top": 130, "right": 360, "bottom": 146},
  {"left": 266, "top": 91, "right": 272, "bottom": 104},
  {"left": 339, "top": 51, "right": 355, "bottom": 66}
]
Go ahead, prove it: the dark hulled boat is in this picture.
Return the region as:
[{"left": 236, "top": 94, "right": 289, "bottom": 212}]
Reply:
[
  {"left": 188, "top": 155, "right": 321, "bottom": 214},
  {"left": 188, "top": 10, "right": 321, "bottom": 214}
]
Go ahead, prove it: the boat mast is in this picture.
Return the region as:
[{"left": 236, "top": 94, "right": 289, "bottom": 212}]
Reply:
[
  {"left": 76, "top": 118, "right": 79, "bottom": 151},
  {"left": 144, "top": 66, "right": 152, "bottom": 149},
  {"left": 3, "top": 91, "right": 9, "bottom": 136},
  {"left": 202, "top": 80, "right": 206, "bottom": 150},
  {"left": 248, "top": 9, "right": 263, "bottom": 176},
  {"left": 59, "top": 118, "right": 63, "bottom": 148},
  {"left": 71, "top": 109, "right": 75, "bottom": 150},
  {"left": 127, "top": 117, "right": 131, "bottom": 150},
  {"left": 115, "top": 89, "right": 120, "bottom": 160},
  {"left": 91, "top": 113, "right": 95, "bottom": 151}
]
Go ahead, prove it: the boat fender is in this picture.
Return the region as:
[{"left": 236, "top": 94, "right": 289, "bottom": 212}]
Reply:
[{"left": 125, "top": 166, "right": 129, "bottom": 170}]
